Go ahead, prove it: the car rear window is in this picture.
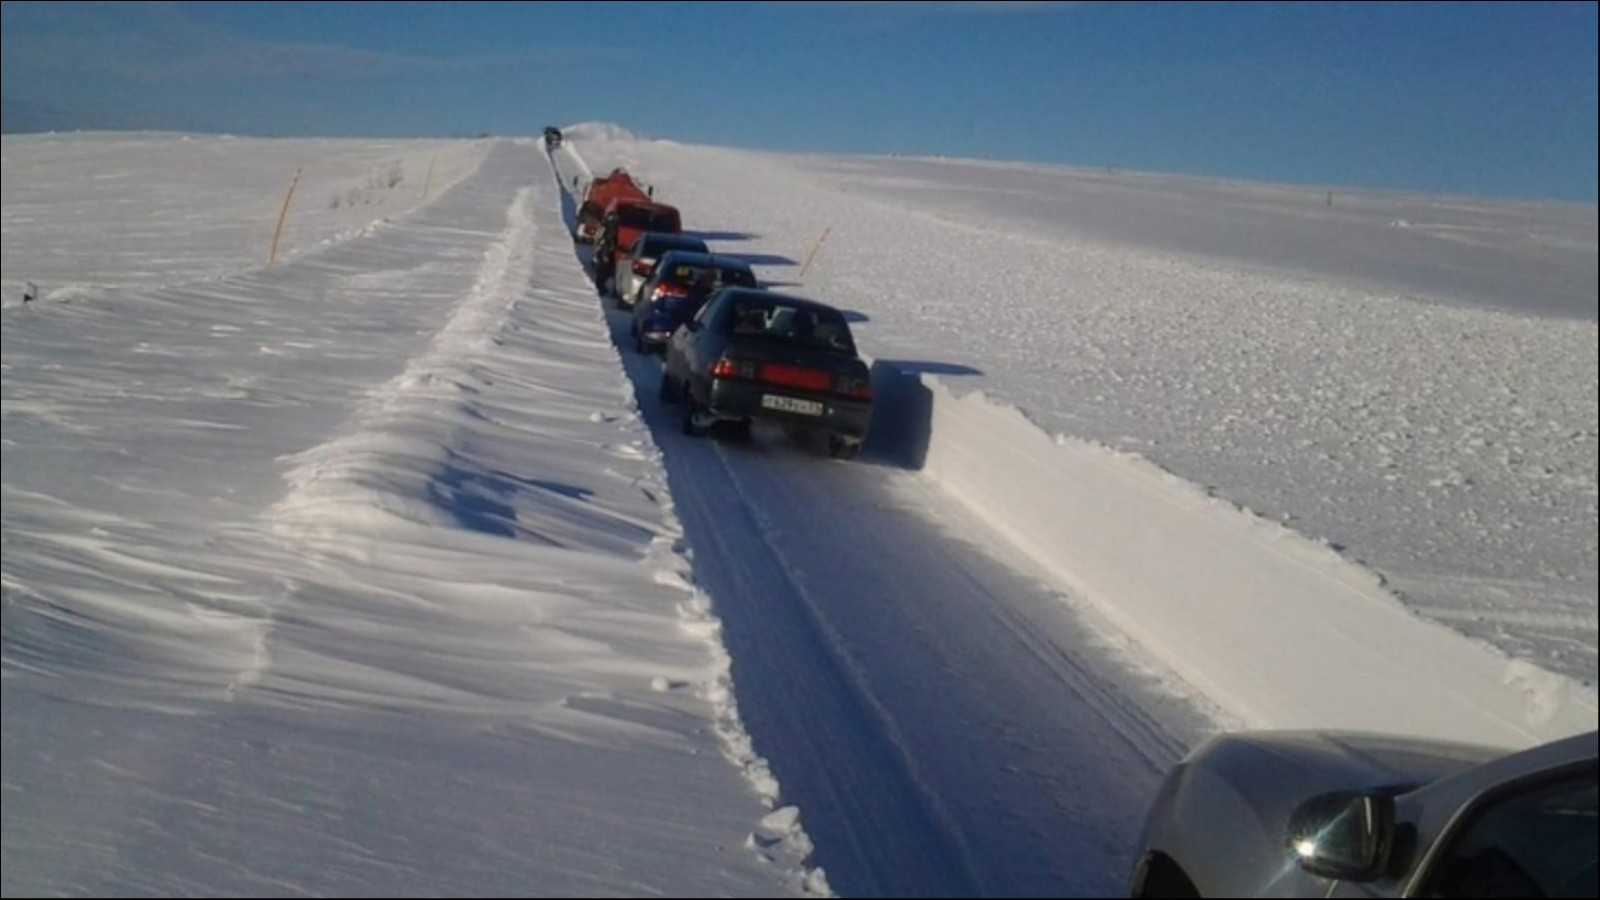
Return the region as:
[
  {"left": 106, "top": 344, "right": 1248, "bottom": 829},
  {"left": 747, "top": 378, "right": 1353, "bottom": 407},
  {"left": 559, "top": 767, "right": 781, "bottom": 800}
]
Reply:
[
  {"left": 645, "top": 236, "right": 708, "bottom": 257},
  {"left": 662, "top": 263, "right": 757, "bottom": 289},
  {"left": 728, "top": 300, "right": 855, "bottom": 355},
  {"left": 620, "top": 208, "right": 681, "bottom": 232}
]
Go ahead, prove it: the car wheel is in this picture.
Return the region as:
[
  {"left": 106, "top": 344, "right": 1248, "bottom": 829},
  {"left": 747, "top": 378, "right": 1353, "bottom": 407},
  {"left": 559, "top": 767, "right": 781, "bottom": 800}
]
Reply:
[
  {"left": 828, "top": 434, "right": 862, "bottom": 460},
  {"left": 682, "top": 393, "right": 704, "bottom": 437},
  {"left": 683, "top": 390, "right": 715, "bottom": 437},
  {"left": 659, "top": 371, "right": 677, "bottom": 403}
]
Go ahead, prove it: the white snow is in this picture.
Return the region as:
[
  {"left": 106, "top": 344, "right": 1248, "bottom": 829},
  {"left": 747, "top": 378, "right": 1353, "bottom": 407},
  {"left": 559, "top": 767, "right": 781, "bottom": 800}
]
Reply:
[
  {"left": 561, "top": 122, "right": 642, "bottom": 143},
  {"left": 3, "top": 136, "right": 822, "bottom": 897},
  {"left": 561, "top": 134, "right": 1596, "bottom": 723},
  {"left": 5, "top": 127, "right": 1596, "bottom": 897},
  {"left": 1, "top": 132, "right": 487, "bottom": 306}
]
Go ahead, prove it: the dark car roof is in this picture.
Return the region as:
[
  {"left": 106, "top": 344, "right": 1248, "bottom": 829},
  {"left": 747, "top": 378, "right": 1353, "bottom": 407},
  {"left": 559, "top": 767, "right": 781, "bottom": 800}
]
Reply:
[
  {"left": 711, "top": 287, "right": 840, "bottom": 315},
  {"left": 654, "top": 251, "right": 754, "bottom": 274},
  {"left": 637, "top": 233, "right": 708, "bottom": 253}
]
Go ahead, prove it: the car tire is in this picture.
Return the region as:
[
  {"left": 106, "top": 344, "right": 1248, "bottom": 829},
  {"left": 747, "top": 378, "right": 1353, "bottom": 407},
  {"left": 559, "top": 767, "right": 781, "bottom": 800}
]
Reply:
[
  {"left": 682, "top": 392, "right": 706, "bottom": 437},
  {"left": 681, "top": 384, "right": 713, "bottom": 435},
  {"left": 659, "top": 371, "right": 677, "bottom": 403}
]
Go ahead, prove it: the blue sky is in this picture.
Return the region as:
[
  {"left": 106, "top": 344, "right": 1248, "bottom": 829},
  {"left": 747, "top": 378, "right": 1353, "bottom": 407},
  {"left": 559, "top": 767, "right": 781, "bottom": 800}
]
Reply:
[{"left": 2, "top": 1, "right": 1595, "bottom": 201}]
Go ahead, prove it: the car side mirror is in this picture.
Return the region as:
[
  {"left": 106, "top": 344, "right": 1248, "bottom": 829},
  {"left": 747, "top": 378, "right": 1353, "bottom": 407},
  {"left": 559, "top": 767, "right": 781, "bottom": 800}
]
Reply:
[{"left": 1286, "top": 791, "right": 1395, "bottom": 882}]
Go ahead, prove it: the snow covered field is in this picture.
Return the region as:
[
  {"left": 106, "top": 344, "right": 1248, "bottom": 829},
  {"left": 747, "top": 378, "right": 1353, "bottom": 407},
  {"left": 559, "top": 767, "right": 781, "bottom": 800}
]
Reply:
[
  {"left": 1, "top": 132, "right": 486, "bottom": 305},
  {"left": 563, "top": 129, "right": 1598, "bottom": 694},
  {"left": 4, "top": 137, "right": 821, "bottom": 897},
  {"left": 4, "top": 126, "right": 1595, "bottom": 897}
]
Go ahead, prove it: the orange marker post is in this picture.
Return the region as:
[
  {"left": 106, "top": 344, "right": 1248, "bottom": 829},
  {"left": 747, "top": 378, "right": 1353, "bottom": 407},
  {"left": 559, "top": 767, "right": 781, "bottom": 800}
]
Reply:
[{"left": 268, "top": 168, "right": 302, "bottom": 264}]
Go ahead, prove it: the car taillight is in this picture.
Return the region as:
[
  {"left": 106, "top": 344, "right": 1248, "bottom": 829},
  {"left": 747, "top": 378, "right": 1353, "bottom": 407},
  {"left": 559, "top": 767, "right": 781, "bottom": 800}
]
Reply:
[
  {"left": 633, "top": 260, "right": 654, "bottom": 276},
  {"left": 837, "top": 376, "right": 872, "bottom": 401},
  {"left": 711, "top": 358, "right": 757, "bottom": 380},
  {"left": 651, "top": 285, "right": 689, "bottom": 302},
  {"left": 759, "top": 364, "right": 833, "bottom": 392}
]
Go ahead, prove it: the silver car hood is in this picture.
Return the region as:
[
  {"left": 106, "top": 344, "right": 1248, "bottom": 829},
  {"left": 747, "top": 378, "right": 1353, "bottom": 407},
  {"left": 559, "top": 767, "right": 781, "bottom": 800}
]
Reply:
[{"left": 1224, "top": 730, "right": 1508, "bottom": 792}]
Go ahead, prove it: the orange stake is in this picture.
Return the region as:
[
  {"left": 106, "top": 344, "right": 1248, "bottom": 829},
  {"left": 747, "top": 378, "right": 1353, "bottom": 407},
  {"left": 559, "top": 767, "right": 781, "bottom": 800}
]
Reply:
[
  {"left": 268, "top": 168, "right": 302, "bottom": 264},
  {"left": 797, "top": 226, "right": 832, "bottom": 282}
]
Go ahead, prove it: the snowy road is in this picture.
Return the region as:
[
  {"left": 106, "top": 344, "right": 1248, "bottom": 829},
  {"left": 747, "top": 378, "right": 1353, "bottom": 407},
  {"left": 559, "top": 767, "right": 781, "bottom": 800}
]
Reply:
[
  {"left": 555, "top": 141, "right": 1214, "bottom": 895},
  {"left": 603, "top": 304, "right": 1208, "bottom": 896}
]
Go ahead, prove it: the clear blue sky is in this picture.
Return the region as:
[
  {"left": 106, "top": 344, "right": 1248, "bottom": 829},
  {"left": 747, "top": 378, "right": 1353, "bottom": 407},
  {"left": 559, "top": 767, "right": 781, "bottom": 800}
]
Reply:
[{"left": 3, "top": 1, "right": 1596, "bottom": 201}]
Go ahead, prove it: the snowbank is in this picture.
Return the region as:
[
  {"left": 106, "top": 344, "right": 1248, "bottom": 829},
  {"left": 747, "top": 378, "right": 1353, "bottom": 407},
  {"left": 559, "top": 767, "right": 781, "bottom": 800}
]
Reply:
[
  {"left": 891, "top": 366, "right": 1597, "bottom": 748},
  {"left": 563, "top": 121, "right": 641, "bottom": 142}
]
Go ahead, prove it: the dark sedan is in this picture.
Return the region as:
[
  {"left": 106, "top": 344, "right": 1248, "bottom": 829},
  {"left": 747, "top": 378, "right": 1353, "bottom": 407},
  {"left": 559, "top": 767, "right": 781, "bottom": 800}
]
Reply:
[
  {"left": 661, "top": 288, "right": 872, "bottom": 459},
  {"left": 631, "top": 252, "right": 757, "bottom": 354}
]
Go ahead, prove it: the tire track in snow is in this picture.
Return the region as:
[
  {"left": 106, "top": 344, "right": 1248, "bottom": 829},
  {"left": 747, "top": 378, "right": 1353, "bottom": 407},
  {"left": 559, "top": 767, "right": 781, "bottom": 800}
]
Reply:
[{"left": 602, "top": 311, "right": 1203, "bottom": 896}]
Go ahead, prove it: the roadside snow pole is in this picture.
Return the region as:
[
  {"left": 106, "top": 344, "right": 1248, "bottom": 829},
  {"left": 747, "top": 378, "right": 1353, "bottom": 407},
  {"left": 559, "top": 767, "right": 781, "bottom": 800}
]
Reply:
[
  {"left": 797, "top": 227, "right": 832, "bottom": 282},
  {"left": 268, "top": 168, "right": 302, "bottom": 264},
  {"left": 422, "top": 157, "right": 437, "bottom": 204}
]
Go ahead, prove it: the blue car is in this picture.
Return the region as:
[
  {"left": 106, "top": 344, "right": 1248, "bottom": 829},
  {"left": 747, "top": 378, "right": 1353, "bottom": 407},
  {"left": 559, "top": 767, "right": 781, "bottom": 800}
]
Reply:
[{"left": 630, "top": 251, "right": 758, "bottom": 355}]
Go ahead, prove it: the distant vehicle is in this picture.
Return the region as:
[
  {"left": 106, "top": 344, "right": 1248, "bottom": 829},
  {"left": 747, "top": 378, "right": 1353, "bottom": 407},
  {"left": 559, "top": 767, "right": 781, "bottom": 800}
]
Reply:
[
  {"left": 575, "top": 168, "right": 649, "bottom": 243},
  {"left": 1128, "top": 728, "right": 1598, "bottom": 898},
  {"left": 630, "top": 252, "right": 758, "bottom": 354},
  {"left": 615, "top": 232, "right": 710, "bottom": 308},
  {"left": 662, "top": 288, "right": 872, "bottom": 459},
  {"left": 543, "top": 126, "right": 563, "bottom": 149},
  {"left": 592, "top": 198, "right": 683, "bottom": 296}
]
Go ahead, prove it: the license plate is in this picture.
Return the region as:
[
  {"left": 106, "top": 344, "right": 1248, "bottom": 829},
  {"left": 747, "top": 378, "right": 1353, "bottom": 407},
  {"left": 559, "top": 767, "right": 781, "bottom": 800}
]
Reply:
[{"left": 761, "top": 395, "right": 824, "bottom": 416}]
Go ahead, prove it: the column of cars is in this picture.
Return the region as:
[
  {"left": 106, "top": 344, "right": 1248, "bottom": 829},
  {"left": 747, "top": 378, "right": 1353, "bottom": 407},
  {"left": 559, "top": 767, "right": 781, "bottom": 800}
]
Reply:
[{"left": 571, "top": 166, "right": 873, "bottom": 461}]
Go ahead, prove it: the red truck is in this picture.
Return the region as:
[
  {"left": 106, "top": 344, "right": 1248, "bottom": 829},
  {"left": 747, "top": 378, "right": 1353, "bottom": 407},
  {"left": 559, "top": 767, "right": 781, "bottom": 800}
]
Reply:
[
  {"left": 593, "top": 197, "right": 684, "bottom": 295},
  {"left": 575, "top": 168, "right": 650, "bottom": 243}
]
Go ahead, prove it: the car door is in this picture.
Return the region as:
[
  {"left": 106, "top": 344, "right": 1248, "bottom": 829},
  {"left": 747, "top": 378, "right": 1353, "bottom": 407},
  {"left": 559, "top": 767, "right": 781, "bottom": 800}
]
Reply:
[
  {"left": 673, "top": 291, "right": 726, "bottom": 397},
  {"left": 1401, "top": 760, "right": 1596, "bottom": 898},
  {"left": 621, "top": 239, "right": 649, "bottom": 302},
  {"left": 1325, "top": 731, "right": 1598, "bottom": 898}
]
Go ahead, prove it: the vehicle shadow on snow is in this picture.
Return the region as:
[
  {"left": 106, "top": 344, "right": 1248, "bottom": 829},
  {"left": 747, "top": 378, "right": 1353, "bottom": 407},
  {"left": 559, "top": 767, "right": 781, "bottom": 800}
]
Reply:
[
  {"left": 863, "top": 362, "right": 933, "bottom": 470},
  {"left": 713, "top": 252, "right": 799, "bottom": 268},
  {"left": 864, "top": 360, "right": 983, "bottom": 469},
  {"left": 873, "top": 359, "right": 980, "bottom": 377},
  {"left": 681, "top": 230, "right": 759, "bottom": 243}
]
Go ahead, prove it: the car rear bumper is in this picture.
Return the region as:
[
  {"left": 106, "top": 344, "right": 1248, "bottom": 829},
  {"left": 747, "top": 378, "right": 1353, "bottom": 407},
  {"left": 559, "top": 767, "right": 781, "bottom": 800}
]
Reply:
[{"left": 708, "top": 380, "right": 870, "bottom": 439}]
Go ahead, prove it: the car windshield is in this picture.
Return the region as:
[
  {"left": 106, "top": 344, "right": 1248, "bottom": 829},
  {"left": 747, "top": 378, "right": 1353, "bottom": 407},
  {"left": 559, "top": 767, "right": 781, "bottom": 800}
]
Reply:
[
  {"left": 728, "top": 300, "right": 855, "bottom": 355},
  {"left": 620, "top": 208, "right": 679, "bottom": 231}
]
